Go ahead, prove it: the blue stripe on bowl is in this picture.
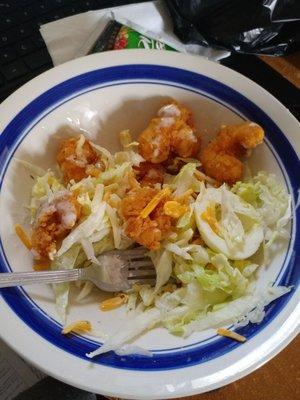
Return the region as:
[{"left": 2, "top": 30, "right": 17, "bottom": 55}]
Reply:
[{"left": 0, "top": 65, "right": 299, "bottom": 371}]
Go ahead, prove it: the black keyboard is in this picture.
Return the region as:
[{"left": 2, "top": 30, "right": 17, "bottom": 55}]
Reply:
[{"left": 0, "top": 0, "right": 149, "bottom": 103}]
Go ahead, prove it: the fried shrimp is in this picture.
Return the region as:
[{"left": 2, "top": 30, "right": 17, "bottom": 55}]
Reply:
[
  {"left": 31, "top": 190, "right": 81, "bottom": 259},
  {"left": 138, "top": 101, "right": 200, "bottom": 163},
  {"left": 120, "top": 187, "right": 172, "bottom": 250},
  {"left": 134, "top": 162, "right": 165, "bottom": 187},
  {"left": 57, "top": 136, "right": 102, "bottom": 183},
  {"left": 201, "top": 122, "right": 264, "bottom": 185},
  {"left": 138, "top": 118, "right": 171, "bottom": 163}
]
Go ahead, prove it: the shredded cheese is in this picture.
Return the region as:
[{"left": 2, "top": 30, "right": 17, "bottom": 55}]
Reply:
[
  {"left": 33, "top": 263, "right": 50, "bottom": 271},
  {"left": 217, "top": 328, "right": 246, "bottom": 342},
  {"left": 62, "top": 320, "right": 92, "bottom": 335},
  {"left": 100, "top": 294, "right": 128, "bottom": 311},
  {"left": 174, "top": 189, "right": 194, "bottom": 204},
  {"left": 163, "top": 201, "right": 188, "bottom": 218},
  {"left": 201, "top": 205, "right": 219, "bottom": 234},
  {"left": 14, "top": 224, "right": 32, "bottom": 250},
  {"left": 140, "top": 188, "right": 171, "bottom": 219}
]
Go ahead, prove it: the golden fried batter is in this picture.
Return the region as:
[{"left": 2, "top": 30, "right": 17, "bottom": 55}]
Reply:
[
  {"left": 138, "top": 118, "right": 171, "bottom": 163},
  {"left": 201, "top": 122, "right": 264, "bottom": 185},
  {"left": 134, "top": 162, "right": 165, "bottom": 187},
  {"left": 31, "top": 191, "right": 81, "bottom": 259},
  {"left": 120, "top": 187, "right": 172, "bottom": 250},
  {"left": 57, "top": 136, "right": 101, "bottom": 183},
  {"left": 138, "top": 101, "right": 201, "bottom": 163}
]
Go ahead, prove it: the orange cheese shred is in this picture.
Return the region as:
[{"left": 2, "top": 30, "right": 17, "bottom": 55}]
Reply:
[
  {"left": 217, "top": 328, "right": 246, "bottom": 342},
  {"left": 14, "top": 224, "right": 32, "bottom": 250},
  {"left": 62, "top": 320, "right": 92, "bottom": 335},
  {"left": 33, "top": 262, "right": 50, "bottom": 271},
  {"left": 163, "top": 201, "right": 188, "bottom": 218},
  {"left": 140, "top": 188, "right": 171, "bottom": 219},
  {"left": 100, "top": 294, "right": 128, "bottom": 311}
]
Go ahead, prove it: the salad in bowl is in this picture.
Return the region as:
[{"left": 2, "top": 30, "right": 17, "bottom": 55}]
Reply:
[{"left": 15, "top": 100, "right": 292, "bottom": 358}]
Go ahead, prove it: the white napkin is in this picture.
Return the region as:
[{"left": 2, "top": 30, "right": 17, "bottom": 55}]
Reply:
[{"left": 39, "top": 0, "right": 229, "bottom": 66}]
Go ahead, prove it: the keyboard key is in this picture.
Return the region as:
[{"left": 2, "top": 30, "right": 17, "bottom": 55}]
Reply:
[
  {"left": 19, "top": 8, "right": 35, "bottom": 22},
  {"left": 31, "top": 33, "right": 46, "bottom": 49},
  {"left": 0, "top": 46, "right": 17, "bottom": 64},
  {"left": 61, "top": 4, "right": 84, "bottom": 16},
  {"left": 0, "top": 15, "right": 19, "bottom": 32},
  {"left": 2, "top": 60, "right": 28, "bottom": 81},
  {"left": 18, "top": 23, "right": 36, "bottom": 38},
  {"left": 33, "top": 0, "right": 55, "bottom": 15},
  {"left": 15, "top": 39, "right": 35, "bottom": 55},
  {"left": 81, "top": 0, "right": 98, "bottom": 10},
  {"left": 0, "top": 28, "right": 19, "bottom": 47},
  {"left": 0, "top": 2, "right": 16, "bottom": 14},
  {"left": 24, "top": 49, "right": 51, "bottom": 70},
  {"left": 18, "top": 0, "right": 35, "bottom": 4}
]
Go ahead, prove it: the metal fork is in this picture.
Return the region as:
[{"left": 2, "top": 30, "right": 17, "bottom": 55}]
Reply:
[{"left": 0, "top": 247, "right": 156, "bottom": 292}]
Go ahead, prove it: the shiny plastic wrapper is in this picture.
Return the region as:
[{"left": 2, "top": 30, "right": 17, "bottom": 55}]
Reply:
[{"left": 165, "top": 0, "right": 300, "bottom": 55}]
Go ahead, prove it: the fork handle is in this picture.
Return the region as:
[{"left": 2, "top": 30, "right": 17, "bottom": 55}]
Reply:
[{"left": 0, "top": 269, "right": 81, "bottom": 288}]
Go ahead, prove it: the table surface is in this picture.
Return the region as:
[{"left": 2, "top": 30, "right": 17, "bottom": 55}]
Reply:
[
  {"left": 186, "top": 335, "right": 299, "bottom": 400},
  {"left": 260, "top": 52, "right": 300, "bottom": 89}
]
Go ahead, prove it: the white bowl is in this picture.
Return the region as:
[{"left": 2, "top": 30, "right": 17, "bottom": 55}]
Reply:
[{"left": 0, "top": 50, "right": 299, "bottom": 399}]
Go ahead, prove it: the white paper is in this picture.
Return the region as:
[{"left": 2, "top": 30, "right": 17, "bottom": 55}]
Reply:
[
  {"left": 40, "top": 0, "right": 229, "bottom": 66},
  {"left": 0, "top": 338, "right": 45, "bottom": 399}
]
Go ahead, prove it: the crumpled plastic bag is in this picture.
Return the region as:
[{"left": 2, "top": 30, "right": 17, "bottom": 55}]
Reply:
[{"left": 165, "top": 0, "right": 300, "bottom": 55}]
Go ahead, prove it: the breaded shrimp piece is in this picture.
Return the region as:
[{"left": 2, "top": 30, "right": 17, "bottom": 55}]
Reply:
[
  {"left": 138, "top": 118, "right": 171, "bottom": 164},
  {"left": 121, "top": 187, "right": 157, "bottom": 218},
  {"left": 171, "top": 124, "right": 200, "bottom": 158},
  {"left": 138, "top": 101, "right": 201, "bottom": 163},
  {"left": 125, "top": 217, "right": 162, "bottom": 251},
  {"left": 159, "top": 102, "right": 200, "bottom": 158},
  {"left": 201, "top": 122, "right": 264, "bottom": 185},
  {"left": 57, "top": 136, "right": 101, "bottom": 183},
  {"left": 151, "top": 202, "right": 172, "bottom": 235},
  {"left": 31, "top": 190, "right": 81, "bottom": 260},
  {"left": 120, "top": 187, "right": 172, "bottom": 250},
  {"left": 134, "top": 162, "right": 165, "bottom": 187}
]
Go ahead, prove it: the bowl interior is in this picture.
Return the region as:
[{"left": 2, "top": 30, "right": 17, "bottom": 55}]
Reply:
[{"left": 0, "top": 82, "right": 290, "bottom": 353}]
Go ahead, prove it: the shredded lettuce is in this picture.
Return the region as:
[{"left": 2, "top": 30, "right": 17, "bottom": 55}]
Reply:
[
  {"left": 177, "top": 254, "right": 248, "bottom": 298},
  {"left": 25, "top": 134, "right": 292, "bottom": 358},
  {"left": 57, "top": 184, "right": 107, "bottom": 257},
  {"left": 98, "top": 162, "right": 131, "bottom": 185},
  {"left": 170, "top": 163, "right": 202, "bottom": 196},
  {"left": 232, "top": 172, "right": 291, "bottom": 261},
  {"left": 86, "top": 282, "right": 291, "bottom": 356},
  {"left": 30, "top": 171, "right": 64, "bottom": 219},
  {"left": 90, "top": 142, "right": 114, "bottom": 169},
  {"left": 32, "top": 171, "right": 63, "bottom": 199},
  {"left": 150, "top": 248, "right": 173, "bottom": 292},
  {"left": 182, "top": 284, "right": 291, "bottom": 337},
  {"left": 15, "top": 159, "right": 46, "bottom": 177},
  {"left": 86, "top": 308, "right": 161, "bottom": 358},
  {"left": 194, "top": 185, "right": 264, "bottom": 260},
  {"left": 105, "top": 203, "right": 122, "bottom": 249},
  {"left": 232, "top": 172, "right": 290, "bottom": 229},
  {"left": 51, "top": 244, "right": 81, "bottom": 322}
]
